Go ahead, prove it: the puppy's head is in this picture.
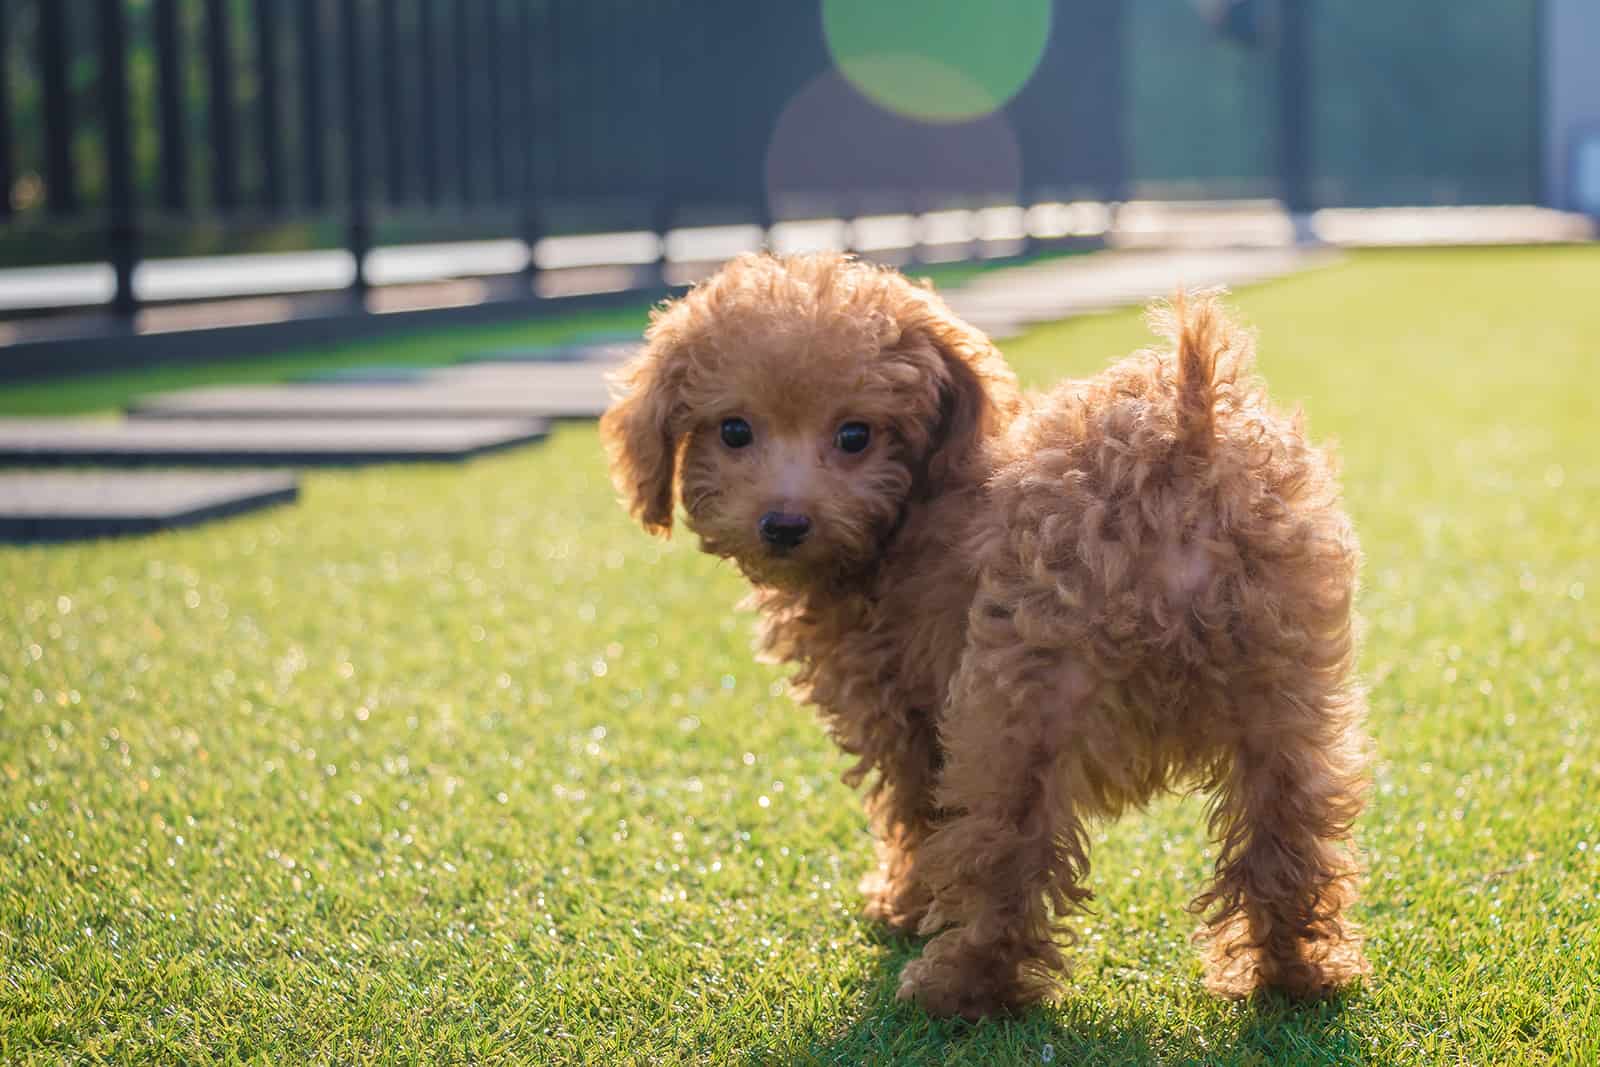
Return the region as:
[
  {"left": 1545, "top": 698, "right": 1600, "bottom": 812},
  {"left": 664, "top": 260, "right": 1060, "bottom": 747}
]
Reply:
[{"left": 600, "top": 252, "right": 1019, "bottom": 588}]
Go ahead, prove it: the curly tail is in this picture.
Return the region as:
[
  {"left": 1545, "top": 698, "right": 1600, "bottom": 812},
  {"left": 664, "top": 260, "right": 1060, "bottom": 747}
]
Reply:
[{"left": 1150, "top": 289, "right": 1253, "bottom": 455}]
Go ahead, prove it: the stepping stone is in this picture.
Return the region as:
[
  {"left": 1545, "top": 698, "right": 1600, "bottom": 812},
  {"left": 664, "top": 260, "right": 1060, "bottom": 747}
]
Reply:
[
  {"left": 944, "top": 247, "right": 1337, "bottom": 329},
  {"left": 984, "top": 323, "right": 1026, "bottom": 342},
  {"left": 561, "top": 329, "right": 644, "bottom": 347},
  {"left": 0, "top": 471, "right": 298, "bottom": 542},
  {"left": 950, "top": 298, "right": 1127, "bottom": 325},
  {"left": 129, "top": 381, "right": 610, "bottom": 421},
  {"left": 0, "top": 417, "right": 549, "bottom": 466},
  {"left": 292, "top": 365, "right": 437, "bottom": 385},
  {"left": 436, "top": 361, "right": 613, "bottom": 386},
  {"left": 461, "top": 341, "right": 639, "bottom": 365},
  {"left": 295, "top": 362, "right": 614, "bottom": 393},
  {"left": 953, "top": 315, "right": 1026, "bottom": 341},
  {"left": 461, "top": 345, "right": 595, "bottom": 364}
]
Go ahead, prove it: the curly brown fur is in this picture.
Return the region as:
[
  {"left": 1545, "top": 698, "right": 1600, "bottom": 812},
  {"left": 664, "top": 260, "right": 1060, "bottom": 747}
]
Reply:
[{"left": 601, "top": 253, "right": 1370, "bottom": 1019}]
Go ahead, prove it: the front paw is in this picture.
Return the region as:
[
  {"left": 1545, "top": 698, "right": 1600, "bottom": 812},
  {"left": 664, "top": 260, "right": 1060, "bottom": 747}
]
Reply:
[{"left": 895, "top": 934, "right": 1032, "bottom": 1020}]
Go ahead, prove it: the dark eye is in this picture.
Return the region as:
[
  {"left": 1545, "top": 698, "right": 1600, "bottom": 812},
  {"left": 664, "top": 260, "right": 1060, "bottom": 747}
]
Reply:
[
  {"left": 720, "top": 417, "right": 753, "bottom": 448},
  {"left": 835, "top": 422, "right": 871, "bottom": 454}
]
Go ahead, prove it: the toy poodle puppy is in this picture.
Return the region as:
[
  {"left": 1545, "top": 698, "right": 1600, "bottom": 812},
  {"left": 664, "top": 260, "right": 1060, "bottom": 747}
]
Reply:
[{"left": 600, "top": 252, "right": 1369, "bottom": 1019}]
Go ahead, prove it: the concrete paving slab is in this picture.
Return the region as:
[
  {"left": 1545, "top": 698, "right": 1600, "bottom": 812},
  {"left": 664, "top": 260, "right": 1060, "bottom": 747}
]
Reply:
[
  {"left": 290, "top": 361, "right": 615, "bottom": 393},
  {"left": 951, "top": 315, "right": 1026, "bottom": 341},
  {"left": 0, "top": 418, "right": 550, "bottom": 466},
  {"left": 0, "top": 471, "right": 299, "bottom": 542},
  {"left": 129, "top": 378, "right": 610, "bottom": 420},
  {"left": 563, "top": 330, "right": 644, "bottom": 347},
  {"left": 944, "top": 248, "right": 1336, "bottom": 327},
  {"left": 433, "top": 361, "right": 612, "bottom": 387},
  {"left": 460, "top": 345, "right": 595, "bottom": 364},
  {"left": 460, "top": 341, "right": 639, "bottom": 365},
  {"left": 292, "top": 366, "right": 438, "bottom": 384}
]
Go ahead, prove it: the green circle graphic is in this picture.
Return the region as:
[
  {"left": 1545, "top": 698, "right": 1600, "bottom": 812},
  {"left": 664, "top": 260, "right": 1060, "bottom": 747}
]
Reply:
[{"left": 823, "top": 0, "right": 1052, "bottom": 123}]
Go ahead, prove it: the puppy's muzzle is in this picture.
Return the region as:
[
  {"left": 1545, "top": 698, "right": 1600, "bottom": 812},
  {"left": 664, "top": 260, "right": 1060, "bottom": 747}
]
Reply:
[{"left": 759, "top": 511, "right": 811, "bottom": 550}]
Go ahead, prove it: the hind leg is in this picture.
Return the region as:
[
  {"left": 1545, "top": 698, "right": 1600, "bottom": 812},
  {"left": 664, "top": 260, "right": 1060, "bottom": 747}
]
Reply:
[
  {"left": 895, "top": 647, "right": 1099, "bottom": 1019},
  {"left": 1195, "top": 683, "right": 1370, "bottom": 998}
]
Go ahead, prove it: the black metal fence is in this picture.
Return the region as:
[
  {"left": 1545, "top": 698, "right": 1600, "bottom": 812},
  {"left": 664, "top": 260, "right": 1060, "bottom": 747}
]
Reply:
[{"left": 0, "top": 0, "right": 1545, "bottom": 318}]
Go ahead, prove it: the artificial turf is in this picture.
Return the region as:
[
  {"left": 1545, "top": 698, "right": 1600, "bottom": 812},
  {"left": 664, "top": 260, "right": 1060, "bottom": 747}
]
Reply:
[{"left": 2, "top": 246, "right": 1597, "bottom": 1063}]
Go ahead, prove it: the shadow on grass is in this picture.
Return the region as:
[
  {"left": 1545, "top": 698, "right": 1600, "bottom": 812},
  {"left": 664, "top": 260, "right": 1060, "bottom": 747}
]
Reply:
[{"left": 753, "top": 925, "right": 1365, "bottom": 1066}]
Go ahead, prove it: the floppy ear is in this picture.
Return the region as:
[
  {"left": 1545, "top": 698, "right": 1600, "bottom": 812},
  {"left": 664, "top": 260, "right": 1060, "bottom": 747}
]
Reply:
[
  {"left": 894, "top": 302, "right": 1021, "bottom": 493},
  {"left": 600, "top": 330, "right": 690, "bottom": 537}
]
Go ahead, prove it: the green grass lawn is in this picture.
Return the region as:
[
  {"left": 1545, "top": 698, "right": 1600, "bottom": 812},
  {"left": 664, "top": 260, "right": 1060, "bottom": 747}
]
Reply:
[{"left": 2, "top": 246, "right": 1598, "bottom": 1063}]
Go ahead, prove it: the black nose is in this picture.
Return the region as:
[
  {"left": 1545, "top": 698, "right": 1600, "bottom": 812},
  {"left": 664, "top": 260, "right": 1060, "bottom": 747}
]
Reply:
[{"left": 759, "top": 511, "right": 811, "bottom": 549}]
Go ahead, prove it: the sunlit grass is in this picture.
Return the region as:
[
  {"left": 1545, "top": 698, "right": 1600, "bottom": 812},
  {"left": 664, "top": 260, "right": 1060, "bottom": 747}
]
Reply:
[{"left": 2, "top": 246, "right": 1597, "bottom": 1063}]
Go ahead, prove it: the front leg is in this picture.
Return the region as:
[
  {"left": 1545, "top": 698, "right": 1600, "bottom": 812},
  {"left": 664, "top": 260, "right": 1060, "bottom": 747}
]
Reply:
[
  {"left": 857, "top": 708, "right": 943, "bottom": 932},
  {"left": 761, "top": 595, "right": 954, "bottom": 934},
  {"left": 897, "top": 643, "right": 1100, "bottom": 1019}
]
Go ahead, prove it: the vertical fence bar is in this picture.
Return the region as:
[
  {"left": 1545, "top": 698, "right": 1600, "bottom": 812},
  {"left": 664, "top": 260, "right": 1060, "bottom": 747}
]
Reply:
[
  {"left": 378, "top": 0, "right": 406, "bottom": 205},
  {"left": 454, "top": 0, "right": 474, "bottom": 206},
  {"left": 520, "top": 0, "right": 541, "bottom": 278},
  {"left": 1530, "top": 0, "right": 1545, "bottom": 207},
  {"left": 38, "top": 0, "right": 75, "bottom": 216},
  {"left": 1009, "top": 4, "right": 1054, "bottom": 228},
  {"left": 205, "top": 0, "right": 239, "bottom": 212},
  {"left": 485, "top": 0, "right": 507, "bottom": 204},
  {"left": 340, "top": 0, "right": 369, "bottom": 298},
  {"left": 650, "top": 0, "right": 676, "bottom": 242},
  {"left": 1277, "top": 0, "right": 1312, "bottom": 217},
  {"left": 1036, "top": 0, "right": 1127, "bottom": 208},
  {"left": 152, "top": 0, "right": 187, "bottom": 213},
  {"left": 547, "top": 0, "right": 564, "bottom": 204},
  {"left": 580, "top": 0, "right": 599, "bottom": 202},
  {"left": 669, "top": 0, "right": 705, "bottom": 221},
  {"left": 744, "top": 6, "right": 773, "bottom": 234},
  {"left": 418, "top": 0, "right": 440, "bottom": 207},
  {"left": 253, "top": 0, "right": 284, "bottom": 212},
  {"left": 656, "top": 0, "right": 681, "bottom": 231},
  {"left": 0, "top": 0, "right": 12, "bottom": 221},
  {"left": 716, "top": 1, "right": 764, "bottom": 233},
  {"left": 569, "top": 0, "right": 592, "bottom": 202},
  {"left": 1103, "top": 0, "right": 1128, "bottom": 205},
  {"left": 297, "top": 0, "right": 326, "bottom": 208},
  {"left": 98, "top": 0, "right": 137, "bottom": 315}
]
